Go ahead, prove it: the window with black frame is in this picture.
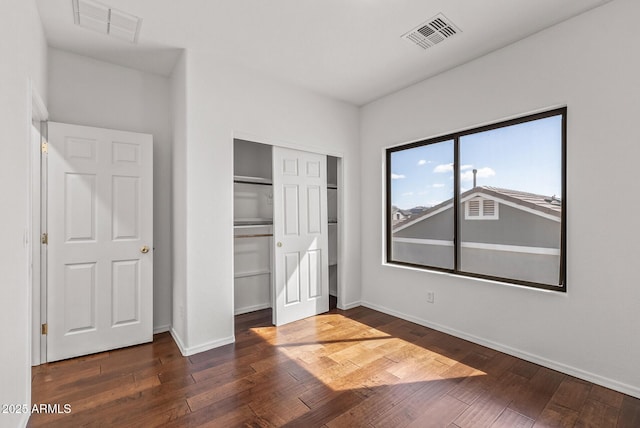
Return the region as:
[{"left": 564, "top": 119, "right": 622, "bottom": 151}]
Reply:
[{"left": 386, "top": 108, "right": 566, "bottom": 291}]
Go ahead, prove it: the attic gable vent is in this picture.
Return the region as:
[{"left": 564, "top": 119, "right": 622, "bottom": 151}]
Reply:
[
  {"left": 402, "top": 14, "right": 461, "bottom": 50},
  {"left": 483, "top": 199, "right": 495, "bottom": 216},
  {"left": 468, "top": 199, "right": 480, "bottom": 217},
  {"left": 465, "top": 197, "right": 499, "bottom": 220}
]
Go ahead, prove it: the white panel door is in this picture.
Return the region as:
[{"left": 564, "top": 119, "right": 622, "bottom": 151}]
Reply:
[
  {"left": 272, "top": 147, "right": 329, "bottom": 326},
  {"left": 47, "top": 122, "right": 153, "bottom": 362}
]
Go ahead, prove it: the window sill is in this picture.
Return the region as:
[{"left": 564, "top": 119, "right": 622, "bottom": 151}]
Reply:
[{"left": 381, "top": 261, "right": 566, "bottom": 294}]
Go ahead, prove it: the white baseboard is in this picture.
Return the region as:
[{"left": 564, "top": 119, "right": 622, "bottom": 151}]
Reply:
[
  {"left": 338, "top": 300, "right": 362, "bottom": 310},
  {"left": 170, "top": 327, "right": 235, "bottom": 357},
  {"left": 153, "top": 324, "right": 171, "bottom": 334},
  {"left": 361, "top": 300, "right": 640, "bottom": 399},
  {"left": 235, "top": 303, "right": 271, "bottom": 315}
]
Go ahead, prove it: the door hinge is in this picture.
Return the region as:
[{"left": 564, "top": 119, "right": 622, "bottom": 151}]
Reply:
[
  {"left": 41, "top": 141, "right": 48, "bottom": 154},
  {"left": 41, "top": 233, "right": 48, "bottom": 245},
  {"left": 41, "top": 323, "right": 48, "bottom": 335}
]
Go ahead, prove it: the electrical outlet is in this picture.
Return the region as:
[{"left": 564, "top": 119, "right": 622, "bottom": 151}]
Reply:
[{"left": 427, "top": 292, "right": 435, "bottom": 304}]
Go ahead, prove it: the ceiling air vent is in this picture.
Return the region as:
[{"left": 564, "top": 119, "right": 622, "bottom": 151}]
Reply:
[
  {"left": 402, "top": 14, "right": 461, "bottom": 50},
  {"left": 72, "top": 0, "right": 142, "bottom": 43}
]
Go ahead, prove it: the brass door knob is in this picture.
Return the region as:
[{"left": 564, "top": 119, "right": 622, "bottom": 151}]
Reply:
[
  {"left": 141, "top": 245, "right": 150, "bottom": 254},
  {"left": 277, "top": 242, "right": 283, "bottom": 247}
]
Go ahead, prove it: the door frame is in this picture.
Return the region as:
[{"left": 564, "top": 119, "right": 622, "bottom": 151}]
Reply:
[
  {"left": 231, "top": 131, "right": 345, "bottom": 324},
  {"left": 28, "top": 79, "right": 48, "bottom": 365}
]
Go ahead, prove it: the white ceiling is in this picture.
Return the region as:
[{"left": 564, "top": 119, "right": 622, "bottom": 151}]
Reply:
[{"left": 36, "top": 0, "right": 613, "bottom": 105}]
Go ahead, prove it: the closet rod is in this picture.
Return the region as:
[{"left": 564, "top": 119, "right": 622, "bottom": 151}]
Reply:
[{"left": 234, "top": 233, "right": 273, "bottom": 239}]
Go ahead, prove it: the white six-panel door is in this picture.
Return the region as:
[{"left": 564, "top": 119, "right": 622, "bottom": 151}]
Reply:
[
  {"left": 272, "top": 147, "right": 329, "bottom": 326},
  {"left": 47, "top": 122, "right": 153, "bottom": 362}
]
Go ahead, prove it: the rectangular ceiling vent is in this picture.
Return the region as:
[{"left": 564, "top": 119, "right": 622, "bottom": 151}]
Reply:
[
  {"left": 402, "top": 14, "right": 461, "bottom": 50},
  {"left": 72, "top": 0, "right": 142, "bottom": 43}
]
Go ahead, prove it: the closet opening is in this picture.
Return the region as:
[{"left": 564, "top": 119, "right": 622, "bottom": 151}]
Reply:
[{"left": 233, "top": 138, "right": 341, "bottom": 327}]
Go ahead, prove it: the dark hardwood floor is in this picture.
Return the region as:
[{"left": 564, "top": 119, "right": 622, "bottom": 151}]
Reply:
[{"left": 29, "top": 306, "right": 640, "bottom": 427}]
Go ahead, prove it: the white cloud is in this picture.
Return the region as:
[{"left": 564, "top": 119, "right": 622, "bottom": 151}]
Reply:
[
  {"left": 391, "top": 173, "right": 405, "bottom": 179},
  {"left": 434, "top": 163, "right": 474, "bottom": 173},
  {"left": 402, "top": 192, "right": 414, "bottom": 196},
  {"left": 433, "top": 183, "right": 444, "bottom": 188},
  {"left": 433, "top": 163, "right": 453, "bottom": 173},
  {"left": 461, "top": 167, "right": 496, "bottom": 182},
  {"left": 417, "top": 159, "right": 427, "bottom": 166}
]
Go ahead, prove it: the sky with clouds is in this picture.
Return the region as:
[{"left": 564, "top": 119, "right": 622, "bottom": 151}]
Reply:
[{"left": 390, "top": 115, "right": 562, "bottom": 209}]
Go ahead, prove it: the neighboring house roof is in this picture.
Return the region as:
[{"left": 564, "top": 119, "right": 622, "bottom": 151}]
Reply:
[
  {"left": 393, "top": 186, "right": 561, "bottom": 232},
  {"left": 391, "top": 207, "right": 411, "bottom": 217}
]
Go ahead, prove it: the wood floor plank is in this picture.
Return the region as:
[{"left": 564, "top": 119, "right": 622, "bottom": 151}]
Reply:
[
  {"left": 532, "top": 401, "right": 580, "bottom": 428},
  {"left": 27, "top": 307, "right": 640, "bottom": 428},
  {"left": 370, "top": 378, "right": 459, "bottom": 428},
  {"left": 490, "top": 408, "right": 534, "bottom": 428},
  {"left": 283, "top": 389, "right": 368, "bottom": 427},
  {"left": 550, "top": 378, "right": 592, "bottom": 412},
  {"left": 453, "top": 393, "right": 510, "bottom": 428},
  {"left": 573, "top": 398, "right": 619, "bottom": 428},
  {"left": 588, "top": 384, "right": 624, "bottom": 409},
  {"left": 617, "top": 395, "right": 640, "bottom": 428},
  {"left": 324, "top": 377, "right": 428, "bottom": 427},
  {"left": 508, "top": 367, "right": 566, "bottom": 420},
  {"left": 405, "top": 393, "right": 469, "bottom": 428}
]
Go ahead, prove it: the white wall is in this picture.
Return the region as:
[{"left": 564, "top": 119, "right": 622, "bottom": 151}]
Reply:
[
  {"left": 360, "top": 0, "right": 640, "bottom": 397},
  {"left": 171, "top": 52, "right": 361, "bottom": 354},
  {"left": 0, "top": 0, "right": 48, "bottom": 426},
  {"left": 47, "top": 49, "right": 173, "bottom": 332}
]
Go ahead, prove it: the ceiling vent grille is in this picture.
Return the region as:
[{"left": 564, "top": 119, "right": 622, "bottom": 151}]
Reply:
[
  {"left": 72, "top": 0, "right": 142, "bottom": 43},
  {"left": 402, "top": 14, "right": 461, "bottom": 50}
]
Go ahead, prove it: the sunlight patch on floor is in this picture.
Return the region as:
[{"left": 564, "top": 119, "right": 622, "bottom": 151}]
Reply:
[{"left": 250, "top": 312, "right": 486, "bottom": 390}]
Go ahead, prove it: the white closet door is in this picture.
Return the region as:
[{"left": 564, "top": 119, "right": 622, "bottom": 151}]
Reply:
[
  {"left": 272, "top": 147, "right": 329, "bottom": 326},
  {"left": 47, "top": 122, "right": 153, "bottom": 362}
]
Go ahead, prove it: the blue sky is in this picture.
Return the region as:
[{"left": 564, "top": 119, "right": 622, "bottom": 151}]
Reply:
[{"left": 390, "top": 115, "right": 562, "bottom": 209}]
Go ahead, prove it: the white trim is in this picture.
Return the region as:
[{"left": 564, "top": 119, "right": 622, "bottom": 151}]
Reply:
[
  {"left": 235, "top": 303, "right": 271, "bottom": 315},
  {"left": 19, "top": 413, "right": 30, "bottom": 428},
  {"left": 30, "top": 78, "right": 49, "bottom": 122},
  {"left": 461, "top": 242, "right": 560, "bottom": 256},
  {"left": 28, "top": 79, "right": 48, "bottom": 368},
  {"left": 392, "top": 237, "right": 454, "bottom": 246},
  {"left": 392, "top": 237, "right": 559, "bottom": 256},
  {"left": 361, "top": 301, "right": 640, "bottom": 399},
  {"left": 170, "top": 327, "right": 235, "bottom": 357},
  {"left": 153, "top": 324, "right": 171, "bottom": 334},
  {"left": 338, "top": 300, "right": 362, "bottom": 310}
]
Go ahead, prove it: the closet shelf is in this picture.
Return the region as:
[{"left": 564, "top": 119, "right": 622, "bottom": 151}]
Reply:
[
  {"left": 234, "top": 233, "right": 272, "bottom": 239},
  {"left": 234, "top": 269, "right": 271, "bottom": 279},
  {"left": 328, "top": 185, "right": 338, "bottom": 190},
  {"left": 234, "top": 219, "right": 273, "bottom": 227},
  {"left": 328, "top": 220, "right": 338, "bottom": 225},
  {"left": 234, "top": 175, "right": 272, "bottom": 186}
]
